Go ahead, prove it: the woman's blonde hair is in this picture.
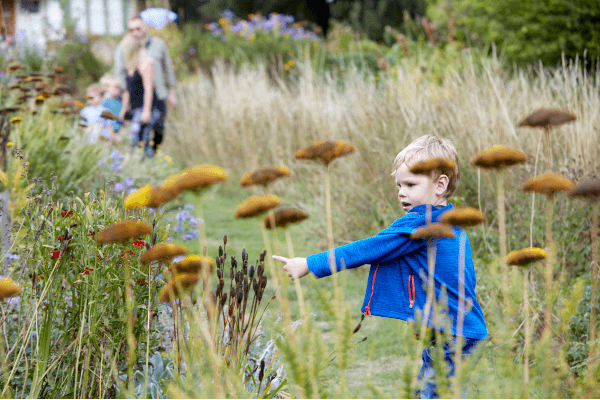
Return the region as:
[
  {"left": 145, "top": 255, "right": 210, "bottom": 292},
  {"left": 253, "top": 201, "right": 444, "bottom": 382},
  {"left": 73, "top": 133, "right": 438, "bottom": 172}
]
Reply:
[
  {"left": 122, "top": 35, "right": 144, "bottom": 69},
  {"left": 391, "top": 134, "right": 461, "bottom": 198}
]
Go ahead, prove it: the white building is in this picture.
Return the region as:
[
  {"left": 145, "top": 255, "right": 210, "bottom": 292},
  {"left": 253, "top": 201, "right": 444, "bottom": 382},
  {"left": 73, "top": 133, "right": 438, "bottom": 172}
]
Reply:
[{"left": 2, "top": 0, "right": 143, "bottom": 49}]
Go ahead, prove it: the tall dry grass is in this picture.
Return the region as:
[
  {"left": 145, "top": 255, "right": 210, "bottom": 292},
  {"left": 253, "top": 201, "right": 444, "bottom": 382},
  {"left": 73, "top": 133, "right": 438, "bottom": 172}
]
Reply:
[{"left": 164, "top": 57, "right": 600, "bottom": 247}]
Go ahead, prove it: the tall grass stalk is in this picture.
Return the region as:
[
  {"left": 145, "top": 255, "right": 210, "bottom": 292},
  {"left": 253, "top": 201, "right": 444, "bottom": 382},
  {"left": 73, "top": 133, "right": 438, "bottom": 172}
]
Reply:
[
  {"left": 588, "top": 201, "right": 599, "bottom": 378},
  {"left": 543, "top": 193, "right": 555, "bottom": 336}
]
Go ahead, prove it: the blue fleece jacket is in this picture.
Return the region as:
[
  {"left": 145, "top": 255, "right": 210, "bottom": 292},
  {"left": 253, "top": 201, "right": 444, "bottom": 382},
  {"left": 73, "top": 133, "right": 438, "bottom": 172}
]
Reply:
[{"left": 307, "top": 204, "right": 488, "bottom": 339}]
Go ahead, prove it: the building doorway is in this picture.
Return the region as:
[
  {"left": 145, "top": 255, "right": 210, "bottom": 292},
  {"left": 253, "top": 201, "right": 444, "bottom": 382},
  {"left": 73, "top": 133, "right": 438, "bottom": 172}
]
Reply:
[{"left": 1, "top": 0, "right": 16, "bottom": 37}]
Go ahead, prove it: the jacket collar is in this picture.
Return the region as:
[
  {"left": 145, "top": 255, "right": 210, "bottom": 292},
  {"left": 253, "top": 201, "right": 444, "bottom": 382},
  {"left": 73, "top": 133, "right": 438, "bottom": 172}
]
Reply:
[{"left": 407, "top": 203, "right": 454, "bottom": 221}]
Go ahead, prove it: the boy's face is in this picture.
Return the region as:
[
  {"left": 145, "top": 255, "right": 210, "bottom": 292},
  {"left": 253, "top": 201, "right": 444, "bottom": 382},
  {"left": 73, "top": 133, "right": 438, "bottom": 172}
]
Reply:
[
  {"left": 394, "top": 163, "right": 448, "bottom": 213},
  {"left": 86, "top": 90, "right": 102, "bottom": 106},
  {"left": 106, "top": 82, "right": 120, "bottom": 99}
]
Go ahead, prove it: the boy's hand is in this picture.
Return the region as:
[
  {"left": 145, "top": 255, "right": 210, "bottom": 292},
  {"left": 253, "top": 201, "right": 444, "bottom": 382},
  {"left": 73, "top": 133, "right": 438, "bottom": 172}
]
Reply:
[{"left": 272, "top": 256, "right": 309, "bottom": 280}]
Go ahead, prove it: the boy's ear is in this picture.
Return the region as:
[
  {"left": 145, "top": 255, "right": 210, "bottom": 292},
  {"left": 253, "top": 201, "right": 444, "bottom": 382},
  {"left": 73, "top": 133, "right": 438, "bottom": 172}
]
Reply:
[{"left": 434, "top": 174, "right": 449, "bottom": 196}]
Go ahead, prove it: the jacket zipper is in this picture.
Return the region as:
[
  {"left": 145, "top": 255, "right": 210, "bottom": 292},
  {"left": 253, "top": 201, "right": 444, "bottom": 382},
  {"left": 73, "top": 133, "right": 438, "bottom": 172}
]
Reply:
[
  {"left": 364, "top": 264, "right": 380, "bottom": 316},
  {"left": 409, "top": 274, "right": 415, "bottom": 308}
]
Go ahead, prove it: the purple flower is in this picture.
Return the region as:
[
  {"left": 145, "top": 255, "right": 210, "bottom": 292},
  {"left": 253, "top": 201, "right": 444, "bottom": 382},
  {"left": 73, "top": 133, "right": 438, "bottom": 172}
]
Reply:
[
  {"left": 110, "top": 150, "right": 124, "bottom": 160},
  {"left": 190, "top": 230, "right": 199, "bottom": 239},
  {"left": 166, "top": 237, "right": 173, "bottom": 242},
  {"left": 5, "top": 253, "right": 19, "bottom": 260},
  {"left": 114, "top": 182, "right": 125, "bottom": 192},
  {"left": 124, "top": 177, "right": 135, "bottom": 187},
  {"left": 189, "top": 216, "right": 199, "bottom": 227},
  {"left": 98, "top": 160, "right": 104, "bottom": 168},
  {"left": 126, "top": 188, "right": 137, "bottom": 195},
  {"left": 174, "top": 225, "right": 184, "bottom": 233},
  {"left": 221, "top": 9, "right": 235, "bottom": 20},
  {"left": 173, "top": 255, "right": 185, "bottom": 263},
  {"left": 176, "top": 210, "right": 190, "bottom": 223},
  {"left": 182, "top": 234, "right": 193, "bottom": 241},
  {"left": 184, "top": 204, "right": 194, "bottom": 210},
  {"left": 111, "top": 161, "right": 122, "bottom": 173}
]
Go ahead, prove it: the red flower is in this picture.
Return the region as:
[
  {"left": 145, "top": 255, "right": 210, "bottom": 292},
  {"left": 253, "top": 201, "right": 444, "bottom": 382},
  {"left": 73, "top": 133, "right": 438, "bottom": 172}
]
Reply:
[
  {"left": 96, "top": 252, "right": 108, "bottom": 261},
  {"left": 71, "top": 257, "right": 76, "bottom": 262},
  {"left": 57, "top": 236, "right": 62, "bottom": 241},
  {"left": 52, "top": 250, "right": 60, "bottom": 259},
  {"left": 136, "top": 279, "right": 148, "bottom": 286},
  {"left": 132, "top": 240, "right": 146, "bottom": 248},
  {"left": 80, "top": 267, "right": 94, "bottom": 275},
  {"left": 89, "top": 231, "right": 95, "bottom": 237},
  {"left": 60, "top": 210, "right": 74, "bottom": 217}
]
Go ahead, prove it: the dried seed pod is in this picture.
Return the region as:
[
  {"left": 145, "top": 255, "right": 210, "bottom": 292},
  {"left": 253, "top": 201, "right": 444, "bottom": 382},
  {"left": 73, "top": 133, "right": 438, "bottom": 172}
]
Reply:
[
  {"left": 295, "top": 140, "right": 355, "bottom": 164},
  {"left": 521, "top": 173, "right": 574, "bottom": 195},
  {"left": 409, "top": 223, "right": 455, "bottom": 240},
  {"left": 518, "top": 108, "right": 576, "bottom": 128},
  {"left": 249, "top": 265, "right": 255, "bottom": 279},
  {"left": 237, "top": 290, "right": 243, "bottom": 304},
  {"left": 506, "top": 247, "right": 547, "bottom": 266},
  {"left": 163, "top": 164, "right": 227, "bottom": 193},
  {"left": 221, "top": 292, "right": 228, "bottom": 307},
  {"left": 217, "top": 269, "right": 222, "bottom": 279},
  {"left": 258, "top": 360, "right": 265, "bottom": 383},
  {"left": 223, "top": 235, "right": 227, "bottom": 245},
  {"left": 439, "top": 207, "right": 486, "bottom": 228},
  {"left": 257, "top": 265, "right": 264, "bottom": 278},
  {"left": 139, "top": 243, "right": 188, "bottom": 265},
  {"left": 353, "top": 324, "right": 362, "bottom": 334},
  {"left": 264, "top": 208, "right": 310, "bottom": 230},
  {"left": 215, "top": 256, "right": 221, "bottom": 269},
  {"left": 240, "top": 165, "right": 291, "bottom": 187},
  {"left": 219, "top": 245, "right": 223, "bottom": 257},
  {"left": 235, "top": 195, "right": 282, "bottom": 218},
  {"left": 568, "top": 179, "right": 600, "bottom": 200},
  {"left": 470, "top": 145, "right": 527, "bottom": 170},
  {"left": 261, "top": 275, "right": 268, "bottom": 289},
  {"left": 253, "top": 278, "right": 258, "bottom": 294},
  {"left": 95, "top": 220, "right": 151, "bottom": 244}
]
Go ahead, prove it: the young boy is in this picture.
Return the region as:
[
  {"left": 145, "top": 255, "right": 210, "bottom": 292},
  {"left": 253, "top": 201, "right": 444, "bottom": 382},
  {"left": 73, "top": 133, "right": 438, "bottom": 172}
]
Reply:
[
  {"left": 79, "top": 84, "right": 121, "bottom": 145},
  {"left": 273, "top": 135, "right": 488, "bottom": 398},
  {"left": 100, "top": 75, "right": 124, "bottom": 145}
]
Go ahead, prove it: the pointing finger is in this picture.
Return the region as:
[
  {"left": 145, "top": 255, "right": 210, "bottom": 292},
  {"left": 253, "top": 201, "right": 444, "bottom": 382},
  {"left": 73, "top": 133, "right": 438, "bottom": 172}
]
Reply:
[{"left": 272, "top": 255, "right": 289, "bottom": 264}]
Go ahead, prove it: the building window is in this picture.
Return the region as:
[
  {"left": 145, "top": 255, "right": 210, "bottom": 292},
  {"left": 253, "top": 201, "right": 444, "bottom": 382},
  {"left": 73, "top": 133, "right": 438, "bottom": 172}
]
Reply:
[{"left": 20, "top": 0, "right": 40, "bottom": 13}]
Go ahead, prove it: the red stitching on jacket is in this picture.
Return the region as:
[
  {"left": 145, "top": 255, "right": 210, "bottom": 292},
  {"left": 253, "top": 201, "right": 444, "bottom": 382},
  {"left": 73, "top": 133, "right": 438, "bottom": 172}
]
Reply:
[
  {"left": 365, "top": 264, "right": 380, "bottom": 316},
  {"left": 409, "top": 274, "right": 415, "bottom": 308}
]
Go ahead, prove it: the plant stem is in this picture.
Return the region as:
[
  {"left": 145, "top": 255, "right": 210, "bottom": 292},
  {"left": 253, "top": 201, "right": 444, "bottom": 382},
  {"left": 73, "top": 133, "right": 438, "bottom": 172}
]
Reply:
[
  {"left": 544, "top": 192, "right": 554, "bottom": 336},
  {"left": 143, "top": 263, "right": 153, "bottom": 399},
  {"left": 453, "top": 230, "right": 466, "bottom": 398},
  {"left": 587, "top": 202, "right": 599, "bottom": 379},
  {"left": 325, "top": 163, "right": 334, "bottom": 250},
  {"left": 285, "top": 228, "right": 294, "bottom": 258},
  {"left": 197, "top": 193, "right": 207, "bottom": 253},
  {"left": 124, "top": 256, "right": 135, "bottom": 392},
  {"left": 523, "top": 265, "right": 530, "bottom": 397},
  {"left": 496, "top": 169, "right": 509, "bottom": 312}
]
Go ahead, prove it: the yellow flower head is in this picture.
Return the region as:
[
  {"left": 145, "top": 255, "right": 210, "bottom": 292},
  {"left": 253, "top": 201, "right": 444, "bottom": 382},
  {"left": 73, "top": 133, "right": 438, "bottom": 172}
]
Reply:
[
  {"left": 288, "top": 60, "right": 295, "bottom": 67},
  {"left": 506, "top": 247, "right": 547, "bottom": 266},
  {"left": 521, "top": 173, "right": 574, "bottom": 195},
  {"left": 95, "top": 220, "right": 152, "bottom": 244},
  {"left": 264, "top": 208, "right": 309, "bottom": 230},
  {"left": 53, "top": 66, "right": 64, "bottom": 73},
  {"left": 164, "top": 155, "right": 173, "bottom": 165},
  {"left": 0, "top": 278, "right": 21, "bottom": 300},
  {"left": 295, "top": 140, "right": 355, "bottom": 165},
  {"left": 410, "top": 223, "right": 456, "bottom": 240},
  {"left": 166, "top": 164, "right": 227, "bottom": 193},
  {"left": 440, "top": 207, "right": 486, "bottom": 228},
  {"left": 284, "top": 64, "right": 290, "bottom": 71},
  {"left": 236, "top": 194, "right": 282, "bottom": 218},
  {"left": 470, "top": 145, "right": 527, "bottom": 170},
  {"left": 35, "top": 95, "right": 45, "bottom": 104},
  {"left": 10, "top": 117, "right": 23, "bottom": 124},
  {"left": 170, "top": 254, "right": 215, "bottom": 274},
  {"left": 124, "top": 185, "right": 153, "bottom": 209},
  {"left": 219, "top": 18, "right": 226, "bottom": 25},
  {"left": 73, "top": 101, "right": 85, "bottom": 109},
  {"left": 6, "top": 142, "right": 14, "bottom": 147},
  {"left": 409, "top": 157, "right": 456, "bottom": 176},
  {"left": 240, "top": 166, "right": 291, "bottom": 187},
  {"left": 139, "top": 243, "right": 188, "bottom": 265}
]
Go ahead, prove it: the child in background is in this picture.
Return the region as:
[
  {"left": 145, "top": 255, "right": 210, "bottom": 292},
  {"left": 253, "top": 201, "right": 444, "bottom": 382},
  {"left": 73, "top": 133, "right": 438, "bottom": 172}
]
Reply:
[
  {"left": 273, "top": 135, "right": 488, "bottom": 399},
  {"left": 100, "top": 75, "right": 124, "bottom": 146},
  {"left": 79, "top": 83, "right": 122, "bottom": 145}
]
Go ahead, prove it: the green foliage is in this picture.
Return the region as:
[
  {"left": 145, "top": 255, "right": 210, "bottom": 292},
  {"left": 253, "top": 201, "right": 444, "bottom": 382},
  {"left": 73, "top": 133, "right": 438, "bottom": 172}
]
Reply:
[{"left": 428, "top": 0, "right": 600, "bottom": 66}]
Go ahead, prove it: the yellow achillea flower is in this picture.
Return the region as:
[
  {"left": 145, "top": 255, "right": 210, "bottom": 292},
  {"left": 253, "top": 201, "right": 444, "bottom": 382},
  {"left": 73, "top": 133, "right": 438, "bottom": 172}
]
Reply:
[
  {"left": 410, "top": 223, "right": 455, "bottom": 240},
  {"left": 58, "top": 100, "right": 73, "bottom": 108},
  {"left": 409, "top": 157, "right": 456, "bottom": 176},
  {"left": 170, "top": 254, "right": 215, "bottom": 274},
  {"left": 470, "top": 145, "right": 527, "bottom": 169},
  {"left": 440, "top": 207, "right": 486, "bottom": 228},
  {"left": 521, "top": 173, "right": 574, "bottom": 195},
  {"left": 264, "top": 208, "right": 309, "bottom": 230},
  {"left": 73, "top": 101, "right": 85, "bottom": 109},
  {"left": 0, "top": 278, "right": 21, "bottom": 300},
  {"left": 35, "top": 95, "right": 45, "bottom": 105},
  {"left": 10, "top": 117, "right": 23, "bottom": 124},
  {"left": 506, "top": 247, "right": 547, "bottom": 266},
  {"left": 139, "top": 243, "right": 188, "bottom": 265},
  {"left": 295, "top": 140, "right": 355, "bottom": 164},
  {"left": 518, "top": 108, "right": 576, "bottom": 129},
  {"left": 240, "top": 166, "right": 291, "bottom": 187},
  {"left": 159, "top": 273, "right": 200, "bottom": 303},
  {"left": 7, "top": 63, "right": 24, "bottom": 72},
  {"left": 124, "top": 185, "right": 153, "bottom": 209},
  {"left": 568, "top": 179, "right": 600, "bottom": 199},
  {"left": 95, "top": 220, "right": 152, "bottom": 244},
  {"left": 164, "top": 164, "right": 227, "bottom": 193},
  {"left": 6, "top": 142, "right": 14, "bottom": 147},
  {"left": 53, "top": 66, "right": 64, "bottom": 73},
  {"left": 235, "top": 194, "right": 282, "bottom": 218}
]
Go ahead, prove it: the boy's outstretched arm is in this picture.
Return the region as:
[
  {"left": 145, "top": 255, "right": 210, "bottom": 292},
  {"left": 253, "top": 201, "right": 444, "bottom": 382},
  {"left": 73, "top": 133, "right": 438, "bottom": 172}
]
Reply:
[{"left": 272, "top": 256, "right": 309, "bottom": 280}]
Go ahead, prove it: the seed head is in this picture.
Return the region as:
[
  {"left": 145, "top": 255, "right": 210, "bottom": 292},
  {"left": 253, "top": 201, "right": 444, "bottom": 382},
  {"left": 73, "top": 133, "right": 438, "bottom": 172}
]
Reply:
[
  {"left": 171, "top": 254, "right": 215, "bottom": 275},
  {"left": 518, "top": 108, "right": 576, "bottom": 129},
  {"left": 264, "top": 208, "right": 309, "bottom": 230},
  {"left": 159, "top": 273, "right": 200, "bottom": 303},
  {"left": 295, "top": 140, "right": 355, "bottom": 164},
  {"left": 440, "top": 207, "right": 486, "bottom": 228},
  {"left": 163, "top": 165, "right": 227, "bottom": 193},
  {"left": 139, "top": 243, "right": 188, "bottom": 265},
  {"left": 521, "top": 173, "right": 574, "bottom": 195},
  {"left": 0, "top": 107, "right": 21, "bottom": 115},
  {"left": 568, "top": 179, "right": 600, "bottom": 200},
  {"left": 235, "top": 195, "right": 282, "bottom": 218},
  {"left": 73, "top": 100, "right": 85, "bottom": 109},
  {"left": 410, "top": 223, "right": 456, "bottom": 240},
  {"left": 506, "top": 247, "right": 547, "bottom": 266},
  {"left": 240, "top": 166, "right": 291, "bottom": 187},
  {"left": 470, "top": 145, "right": 527, "bottom": 169},
  {"left": 35, "top": 96, "right": 45, "bottom": 105},
  {"left": 7, "top": 63, "right": 24, "bottom": 72},
  {"left": 53, "top": 66, "right": 64, "bottom": 73},
  {"left": 408, "top": 157, "right": 456, "bottom": 176},
  {"left": 0, "top": 278, "right": 21, "bottom": 300},
  {"left": 100, "top": 110, "right": 120, "bottom": 121},
  {"left": 95, "top": 220, "right": 151, "bottom": 244}
]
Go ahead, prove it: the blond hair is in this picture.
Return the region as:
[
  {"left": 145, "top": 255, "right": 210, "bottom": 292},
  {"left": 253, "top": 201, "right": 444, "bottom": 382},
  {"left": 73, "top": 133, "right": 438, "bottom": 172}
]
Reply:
[
  {"left": 122, "top": 35, "right": 144, "bottom": 69},
  {"left": 391, "top": 135, "right": 460, "bottom": 198},
  {"left": 86, "top": 83, "right": 104, "bottom": 96},
  {"left": 99, "top": 74, "right": 119, "bottom": 89}
]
